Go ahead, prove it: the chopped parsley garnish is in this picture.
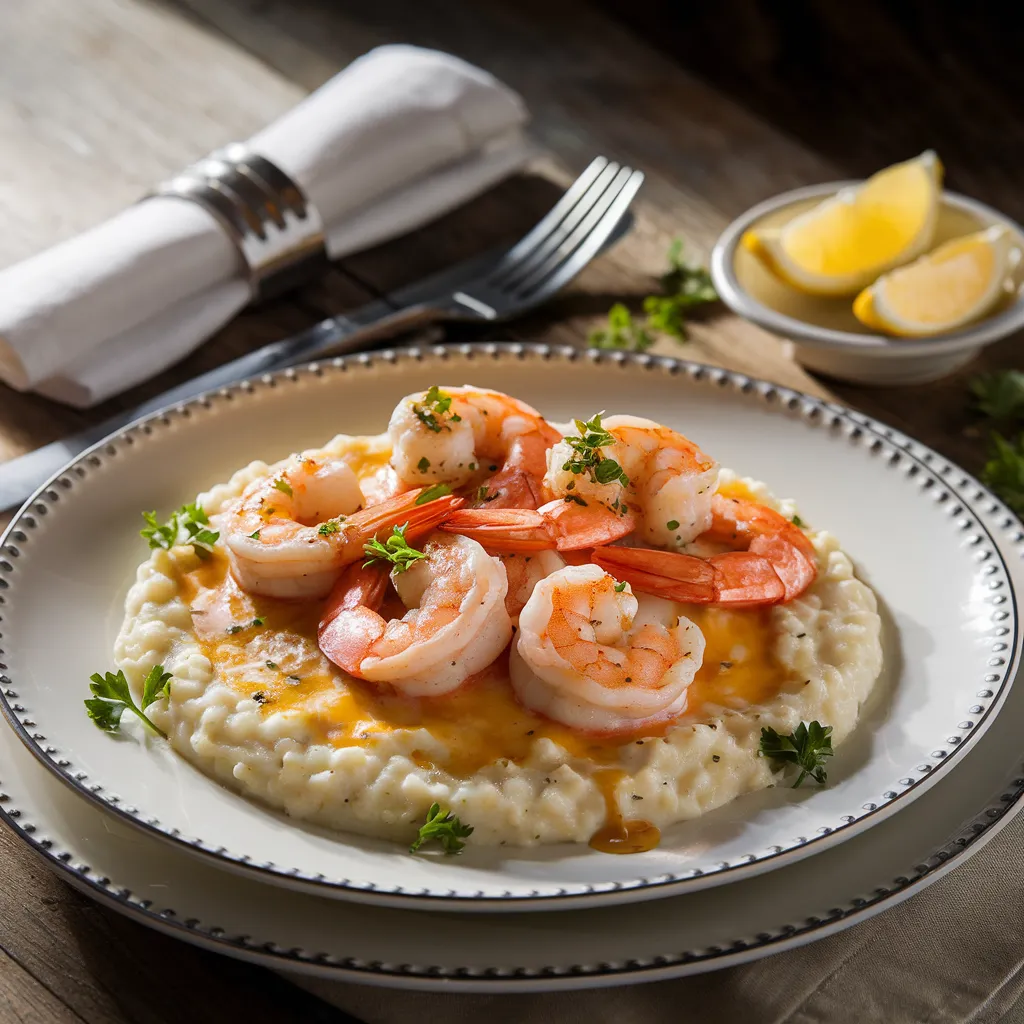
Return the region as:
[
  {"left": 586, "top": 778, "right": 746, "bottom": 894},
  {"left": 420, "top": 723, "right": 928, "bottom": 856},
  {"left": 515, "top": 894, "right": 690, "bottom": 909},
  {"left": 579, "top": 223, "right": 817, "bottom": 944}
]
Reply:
[
  {"left": 614, "top": 581, "right": 628, "bottom": 593},
  {"left": 564, "top": 494, "right": 588, "bottom": 506},
  {"left": 141, "top": 503, "right": 219, "bottom": 559},
  {"left": 318, "top": 520, "right": 342, "bottom": 536},
  {"left": 272, "top": 478, "right": 293, "bottom": 498},
  {"left": 562, "top": 412, "right": 630, "bottom": 489},
  {"left": 363, "top": 523, "right": 427, "bottom": 574},
  {"left": 759, "top": 721, "right": 834, "bottom": 788},
  {"left": 415, "top": 483, "right": 452, "bottom": 505},
  {"left": 266, "top": 660, "right": 278, "bottom": 670},
  {"left": 412, "top": 386, "right": 462, "bottom": 433},
  {"left": 227, "top": 625, "right": 243, "bottom": 635},
  {"left": 249, "top": 529, "right": 261, "bottom": 539},
  {"left": 666, "top": 519, "right": 680, "bottom": 531},
  {"left": 409, "top": 802, "right": 474, "bottom": 855},
  {"left": 791, "top": 514, "right": 806, "bottom": 528},
  {"left": 85, "top": 665, "right": 171, "bottom": 738},
  {"left": 588, "top": 302, "right": 654, "bottom": 353},
  {"left": 417, "top": 456, "right": 431, "bottom": 472}
]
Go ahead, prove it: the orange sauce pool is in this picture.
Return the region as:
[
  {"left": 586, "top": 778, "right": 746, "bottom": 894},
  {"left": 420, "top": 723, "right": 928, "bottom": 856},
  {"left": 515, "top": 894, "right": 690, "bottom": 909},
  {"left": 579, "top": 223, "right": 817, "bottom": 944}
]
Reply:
[
  {"left": 178, "top": 474, "right": 795, "bottom": 852},
  {"left": 588, "top": 769, "right": 661, "bottom": 854}
]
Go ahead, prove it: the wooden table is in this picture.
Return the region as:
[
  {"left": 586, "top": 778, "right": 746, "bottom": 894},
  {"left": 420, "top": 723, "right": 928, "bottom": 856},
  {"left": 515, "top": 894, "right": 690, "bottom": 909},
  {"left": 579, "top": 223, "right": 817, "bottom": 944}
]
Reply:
[{"left": 0, "top": 1, "right": 1020, "bottom": 1020}]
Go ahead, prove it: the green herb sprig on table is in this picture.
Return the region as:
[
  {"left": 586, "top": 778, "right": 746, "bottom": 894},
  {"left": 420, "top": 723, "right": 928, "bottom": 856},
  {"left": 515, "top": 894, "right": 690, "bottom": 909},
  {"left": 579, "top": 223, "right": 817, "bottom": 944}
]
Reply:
[
  {"left": 759, "top": 721, "right": 834, "bottom": 788},
  {"left": 589, "top": 238, "right": 718, "bottom": 352},
  {"left": 363, "top": 523, "right": 427, "bottom": 574},
  {"left": 85, "top": 665, "right": 171, "bottom": 738},
  {"left": 409, "top": 802, "right": 474, "bottom": 855},
  {"left": 140, "top": 503, "right": 219, "bottom": 559},
  {"left": 969, "top": 370, "right": 1024, "bottom": 515}
]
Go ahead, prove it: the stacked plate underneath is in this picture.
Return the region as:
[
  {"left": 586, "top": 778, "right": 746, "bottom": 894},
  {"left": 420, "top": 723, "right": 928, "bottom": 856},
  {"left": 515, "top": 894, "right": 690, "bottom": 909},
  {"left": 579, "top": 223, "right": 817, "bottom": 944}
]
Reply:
[{"left": 0, "top": 345, "right": 1021, "bottom": 991}]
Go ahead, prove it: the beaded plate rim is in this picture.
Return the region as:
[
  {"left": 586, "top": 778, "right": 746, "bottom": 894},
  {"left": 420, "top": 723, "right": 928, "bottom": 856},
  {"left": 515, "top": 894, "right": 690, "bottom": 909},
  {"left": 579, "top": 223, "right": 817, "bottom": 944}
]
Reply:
[{"left": 0, "top": 343, "right": 1018, "bottom": 911}]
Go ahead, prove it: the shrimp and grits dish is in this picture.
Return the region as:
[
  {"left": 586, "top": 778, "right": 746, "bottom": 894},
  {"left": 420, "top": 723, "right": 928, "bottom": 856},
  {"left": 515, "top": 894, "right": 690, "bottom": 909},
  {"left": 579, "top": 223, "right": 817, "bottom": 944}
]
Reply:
[{"left": 106, "top": 386, "right": 883, "bottom": 856}]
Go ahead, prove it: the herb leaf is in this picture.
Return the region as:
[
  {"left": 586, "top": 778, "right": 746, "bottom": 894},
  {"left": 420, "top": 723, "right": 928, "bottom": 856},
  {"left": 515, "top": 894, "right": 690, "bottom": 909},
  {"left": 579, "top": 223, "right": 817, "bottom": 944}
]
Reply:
[
  {"left": 562, "top": 413, "right": 630, "bottom": 489},
  {"left": 588, "top": 238, "right": 717, "bottom": 352},
  {"left": 415, "top": 483, "right": 452, "bottom": 505},
  {"left": 363, "top": 523, "right": 428, "bottom": 574},
  {"left": 981, "top": 432, "right": 1024, "bottom": 514},
  {"left": 409, "top": 802, "right": 474, "bottom": 855},
  {"left": 588, "top": 302, "right": 654, "bottom": 353},
  {"left": 969, "top": 370, "right": 1024, "bottom": 424},
  {"left": 272, "top": 478, "right": 293, "bottom": 498},
  {"left": 140, "top": 504, "right": 219, "bottom": 559},
  {"left": 759, "top": 721, "right": 833, "bottom": 787},
  {"left": 412, "top": 386, "right": 461, "bottom": 433},
  {"left": 86, "top": 666, "right": 170, "bottom": 738},
  {"left": 318, "top": 520, "right": 342, "bottom": 536}
]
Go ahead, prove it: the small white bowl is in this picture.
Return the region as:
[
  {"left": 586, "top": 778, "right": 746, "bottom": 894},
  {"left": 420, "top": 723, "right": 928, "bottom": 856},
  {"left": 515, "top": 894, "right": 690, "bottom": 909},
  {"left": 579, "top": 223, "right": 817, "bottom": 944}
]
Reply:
[{"left": 710, "top": 183, "right": 1024, "bottom": 385}]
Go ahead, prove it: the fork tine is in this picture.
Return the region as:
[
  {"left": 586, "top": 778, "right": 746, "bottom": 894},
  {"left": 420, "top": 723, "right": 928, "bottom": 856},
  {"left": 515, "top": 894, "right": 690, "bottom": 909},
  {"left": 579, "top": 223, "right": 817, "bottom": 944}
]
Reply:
[
  {"left": 512, "top": 167, "right": 644, "bottom": 301},
  {"left": 485, "top": 156, "right": 610, "bottom": 280},
  {"left": 490, "top": 161, "right": 623, "bottom": 290}
]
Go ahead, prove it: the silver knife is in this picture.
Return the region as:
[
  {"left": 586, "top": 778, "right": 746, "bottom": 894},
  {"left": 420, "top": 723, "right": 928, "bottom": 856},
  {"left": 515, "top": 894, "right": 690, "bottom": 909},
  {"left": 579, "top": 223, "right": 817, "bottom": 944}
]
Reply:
[
  {"left": 0, "top": 251, "right": 498, "bottom": 514},
  {"left": 0, "top": 211, "right": 633, "bottom": 513}
]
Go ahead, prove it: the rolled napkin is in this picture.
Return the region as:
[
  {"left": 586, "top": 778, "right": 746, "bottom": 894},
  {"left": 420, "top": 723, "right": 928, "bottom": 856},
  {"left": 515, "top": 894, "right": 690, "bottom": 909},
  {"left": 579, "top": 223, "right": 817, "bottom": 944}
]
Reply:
[{"left": 0, "top": 44, "right": 531, "bottom": 407}]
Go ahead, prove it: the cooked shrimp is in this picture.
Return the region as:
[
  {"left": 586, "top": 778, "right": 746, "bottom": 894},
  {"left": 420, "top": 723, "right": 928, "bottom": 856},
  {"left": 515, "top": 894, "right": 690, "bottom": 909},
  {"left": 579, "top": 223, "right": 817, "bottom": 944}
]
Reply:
[
  {"left": 544, "top": 414, "right": 719, "bottom": 548},
  {"left": 439, "top": 496, "right": 636, "bottom": 551},
  {"left": 388, "top": 385, "right": 562, "bottom": 508},
  {"left": 510, "top": 564, "right": 705, "bottom": 733},
  {"left": 318, "top": 533, "right": 512, "bottom": 696},
  {"left": 220, "top": 455, "right": 464, "bottom": 599},
  {"left": 498, "top": 550, "right": 567, "bottom": 623},
  {"left": 593, "top": 494, "right": 817, "bottom": 607}
]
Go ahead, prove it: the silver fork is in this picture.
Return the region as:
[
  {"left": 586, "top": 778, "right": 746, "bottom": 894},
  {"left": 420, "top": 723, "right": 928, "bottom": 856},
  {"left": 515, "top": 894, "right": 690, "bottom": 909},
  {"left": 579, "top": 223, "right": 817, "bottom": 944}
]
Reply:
[{"left": 0, "top": 157, "right": 644, "bottom": 512}]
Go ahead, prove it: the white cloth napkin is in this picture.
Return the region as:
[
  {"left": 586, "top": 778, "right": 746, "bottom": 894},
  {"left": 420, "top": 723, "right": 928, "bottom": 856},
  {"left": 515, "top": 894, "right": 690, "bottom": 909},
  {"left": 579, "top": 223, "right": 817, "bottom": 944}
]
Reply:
[{"left": 0, "top": 45, "right": 531, "bottom": 407}]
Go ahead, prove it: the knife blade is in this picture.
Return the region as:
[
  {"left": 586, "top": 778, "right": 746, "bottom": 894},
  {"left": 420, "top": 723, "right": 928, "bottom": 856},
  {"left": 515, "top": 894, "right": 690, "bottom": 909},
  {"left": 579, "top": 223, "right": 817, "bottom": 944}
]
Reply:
[
  {"left": 0, "top": 212, "right": 633, "bottom": 514},
  {"left": 0, "top": 252, "right": 498, "bottom": 514}
]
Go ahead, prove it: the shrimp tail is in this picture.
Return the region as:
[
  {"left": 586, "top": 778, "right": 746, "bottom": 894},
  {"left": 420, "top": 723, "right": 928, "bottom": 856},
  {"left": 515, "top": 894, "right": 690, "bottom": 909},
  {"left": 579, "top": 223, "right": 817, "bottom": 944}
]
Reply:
[
  {"left": 592, "top": 546, "right": 786, "bottom": 607},
  {"left": 348, "top": 490, "right": 465, "bottom": 544},
  {"left": 439, "top": 508, "right": 555, "bottom": 552},
  {"left": 441, "top": 500, "right": 636, "bottom": 552}
]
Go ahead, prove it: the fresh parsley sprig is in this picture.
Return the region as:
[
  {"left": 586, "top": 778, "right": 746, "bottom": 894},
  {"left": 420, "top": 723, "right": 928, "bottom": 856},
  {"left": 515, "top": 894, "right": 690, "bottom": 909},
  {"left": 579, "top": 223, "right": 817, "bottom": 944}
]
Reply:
[
  {"left": 363, "top": 523, "right": 427, "bottom": 574},
  {"left": 982, "top": 432, "right": 1024, "bottom": 514},
  {"left": 562, "top": 412, "right": 630, "bottom": 488},
  {"left": 588, "top": 303, "right": 654, "bottom": 353},
  {"left": 759, "top": 721, "right": 834, "bottom": 788},
  {"left": 409, "top": 802, "right": 474, "bottom": 855},
  {"left": 969, "top": 370, "right": 1024, "bottom": 424},
  {"left": 413, "top": 386, "right": 462, "bottom": 433},
  {"left": 85, "top": 665, "right": 171, "bottom": 738},
  {"left": 140, "top": 503, "right": 219, "bottom": 559},
  {"left": 589, "top": 238, "right": 718, "bottom": 352},
  {"left": 968, "top": 370, "right": 1024, "bottom": 514}
]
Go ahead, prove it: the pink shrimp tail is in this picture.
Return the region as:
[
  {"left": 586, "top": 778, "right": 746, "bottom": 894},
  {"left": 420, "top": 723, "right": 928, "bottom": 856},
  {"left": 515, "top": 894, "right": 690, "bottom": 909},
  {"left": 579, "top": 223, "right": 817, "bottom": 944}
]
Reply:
[
  {"left": 439, "top": 508, "right": 554, "bottom": 552},
  {"left": 350, "top": 489, "right": 465, "bottom": 544},
  {"left": 440, "top": 499, "right": 636, "bottom": 552},
  {"left": 592, "top": 546, "right": 787, "bottom": 608},
  {"left": 318, "top": 562, "right": 390, "bottom": 675}
]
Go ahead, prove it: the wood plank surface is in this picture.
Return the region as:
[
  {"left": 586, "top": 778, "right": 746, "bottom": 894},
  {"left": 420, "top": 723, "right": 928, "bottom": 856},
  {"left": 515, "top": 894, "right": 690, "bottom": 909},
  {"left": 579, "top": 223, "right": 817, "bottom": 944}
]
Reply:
[{"left": 0, "top": 0, "right": 1021, "bottom": 1021}]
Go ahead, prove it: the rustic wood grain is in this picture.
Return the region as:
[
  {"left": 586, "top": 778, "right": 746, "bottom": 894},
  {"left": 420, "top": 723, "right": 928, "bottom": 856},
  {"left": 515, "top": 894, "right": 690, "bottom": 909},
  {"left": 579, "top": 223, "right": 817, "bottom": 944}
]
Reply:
[{"left": 0, "top": 0, "right": 1021, "bottom": 1020}]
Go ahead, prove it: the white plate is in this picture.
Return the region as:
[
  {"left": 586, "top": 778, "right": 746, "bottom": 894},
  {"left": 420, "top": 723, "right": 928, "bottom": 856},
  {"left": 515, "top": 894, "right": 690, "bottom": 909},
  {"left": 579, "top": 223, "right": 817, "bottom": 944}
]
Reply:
[
  {"left": 0, "top": 345, "right": 1018, "bottom": 911},
  {"left": 0, "top": 442, "right": 1021, "bottom": 990}
]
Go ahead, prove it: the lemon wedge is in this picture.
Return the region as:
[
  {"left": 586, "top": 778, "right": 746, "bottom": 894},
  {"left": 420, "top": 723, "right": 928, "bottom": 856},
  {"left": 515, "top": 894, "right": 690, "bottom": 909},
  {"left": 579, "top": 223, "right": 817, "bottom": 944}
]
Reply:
[
  {"left": 853, "top": 225, "right": 1016, "bottom": 336},
  {"left": 742, "top": 151, "right": 943, "bottom": 296}
]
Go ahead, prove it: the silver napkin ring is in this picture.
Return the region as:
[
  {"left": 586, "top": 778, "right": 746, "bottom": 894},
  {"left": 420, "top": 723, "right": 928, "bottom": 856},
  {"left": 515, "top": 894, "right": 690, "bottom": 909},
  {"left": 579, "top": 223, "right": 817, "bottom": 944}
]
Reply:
[{"left": 150, "top": 143, "right": 327, "bottom": 301}]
